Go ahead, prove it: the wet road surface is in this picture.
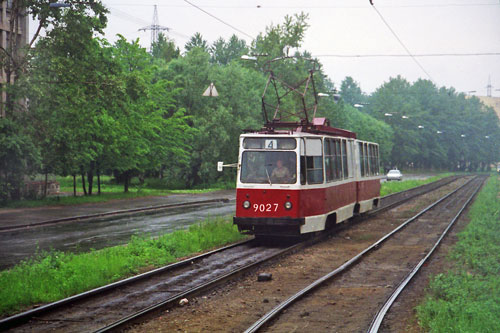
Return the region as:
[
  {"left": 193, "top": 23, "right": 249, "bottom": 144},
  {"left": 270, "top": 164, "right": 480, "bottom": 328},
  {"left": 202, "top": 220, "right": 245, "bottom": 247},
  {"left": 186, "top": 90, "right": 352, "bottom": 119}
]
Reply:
[{"left": 0, "top": 201, "right": 235, "bottom": 270}]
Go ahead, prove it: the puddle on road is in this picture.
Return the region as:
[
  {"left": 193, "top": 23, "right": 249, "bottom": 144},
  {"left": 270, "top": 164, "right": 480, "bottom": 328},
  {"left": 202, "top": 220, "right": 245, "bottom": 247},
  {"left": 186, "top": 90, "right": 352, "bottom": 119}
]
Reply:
[{"left": 0, "top": 202, "right": 235, "bottom": 270}]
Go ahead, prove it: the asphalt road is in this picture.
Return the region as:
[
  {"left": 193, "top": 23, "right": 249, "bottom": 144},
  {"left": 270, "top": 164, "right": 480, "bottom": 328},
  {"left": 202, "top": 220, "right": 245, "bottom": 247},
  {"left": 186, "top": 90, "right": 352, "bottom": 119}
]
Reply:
[{"left": 0, "top": 201, "right": 235, "bottom": 270}]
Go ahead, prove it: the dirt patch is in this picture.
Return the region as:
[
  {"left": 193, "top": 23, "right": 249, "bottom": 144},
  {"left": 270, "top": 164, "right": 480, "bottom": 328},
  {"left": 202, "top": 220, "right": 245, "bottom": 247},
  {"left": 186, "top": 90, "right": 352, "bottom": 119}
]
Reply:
[{"left": 130, "top": 179, "right": 469, "bottom": 332}]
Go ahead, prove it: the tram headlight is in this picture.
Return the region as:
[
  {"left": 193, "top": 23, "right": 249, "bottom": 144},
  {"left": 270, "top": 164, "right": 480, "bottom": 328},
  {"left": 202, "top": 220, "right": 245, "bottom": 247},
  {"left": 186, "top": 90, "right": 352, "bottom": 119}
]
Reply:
[
  {"left": 243, "top": 200, "right": 251, "bottom": 209},
  {"left": 284, "top": 201, "right": 293, "bottom": 210}
]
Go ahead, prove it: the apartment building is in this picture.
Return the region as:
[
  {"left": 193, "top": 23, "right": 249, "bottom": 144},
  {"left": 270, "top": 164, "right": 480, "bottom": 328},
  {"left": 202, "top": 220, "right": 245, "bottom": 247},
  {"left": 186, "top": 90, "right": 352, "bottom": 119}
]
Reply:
[{"left": 0, "top": 0, "right": 29, "bottom": 117}]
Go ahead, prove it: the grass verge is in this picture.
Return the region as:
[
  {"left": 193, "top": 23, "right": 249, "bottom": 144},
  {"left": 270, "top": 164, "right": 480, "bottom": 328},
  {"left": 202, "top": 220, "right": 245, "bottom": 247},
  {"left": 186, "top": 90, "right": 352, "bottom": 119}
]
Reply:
[
  {"left": 1, "top": 176, "right": 235, "bottom": 209},
  {"left": 0, "top": 216, "right": 247, "bottom": 316},
  {"left": 416, "top": 175, "right": 500, "bottom": 332},
  {"left": 380, "top": 173, "right": 453, "bottom": 197}
]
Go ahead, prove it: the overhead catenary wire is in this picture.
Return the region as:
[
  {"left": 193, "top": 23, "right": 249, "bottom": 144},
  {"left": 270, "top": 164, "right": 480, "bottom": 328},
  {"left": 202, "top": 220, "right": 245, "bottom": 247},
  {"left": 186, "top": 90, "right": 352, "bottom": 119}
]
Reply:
[
  {"left": 108, "top": 3, "right": 500, "bottom": 9},
  {"left": 314, "top": 52, "right": 500, "bottom": 58},
  {"left": 182, "top": 0, "right": 254, "bottom": 39},
  {"left": 370, "top": 2, "right": 435, "bottom": 83}
]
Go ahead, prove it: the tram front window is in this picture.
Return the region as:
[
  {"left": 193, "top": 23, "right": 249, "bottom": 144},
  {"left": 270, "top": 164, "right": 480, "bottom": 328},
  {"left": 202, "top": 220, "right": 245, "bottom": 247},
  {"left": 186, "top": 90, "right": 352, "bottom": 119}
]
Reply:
[{"left": 241, "top": 151, "right": 296, "bottom": 184}]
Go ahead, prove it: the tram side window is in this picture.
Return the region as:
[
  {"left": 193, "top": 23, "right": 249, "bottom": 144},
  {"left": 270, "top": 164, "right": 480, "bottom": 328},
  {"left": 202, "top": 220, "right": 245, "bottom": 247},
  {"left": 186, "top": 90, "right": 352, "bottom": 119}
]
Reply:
[
  {"left": 359, "top": 142, "right": 365, "bottom": 177},
  {"left": 372, "top": 144, "right": 379, "bottom": 175},
  {"left": 342, "top": 140, "right": 348, "bottom": 178},
  {"left": 324, "top": 139, "right": 334, "bottom": 182},
  {"left": 335, "top": 140, "right": 342, "bottom": 179},
  {"left": 347, "top": 140, "right": 354, "bottom": 178},
  {"left": 371, "top": 144, "right": 378, "bottom": 175},
  {"left": 300, "top": 139, "right": 306, "bottom": 185},
  {"left": 367, "top": 144, "right": 378, "bottom": 175},
  {"left": 368, "top": 145, "right": 373, "bottom": 175},
  {"left": 325, "top": 138, "right": 344, "bottom": 181},
  {"left": 365, "top": 143, "right": 370, "bottom": 176},
  {"left": 304, "top": 138, "right": 324, "bottom": 184}
]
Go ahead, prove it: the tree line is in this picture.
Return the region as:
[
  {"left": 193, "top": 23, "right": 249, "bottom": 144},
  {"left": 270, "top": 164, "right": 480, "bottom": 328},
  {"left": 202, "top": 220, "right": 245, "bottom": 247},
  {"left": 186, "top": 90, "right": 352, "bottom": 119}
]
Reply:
[{"left": 0, "top": 2, "right": 498, "bottom": 201}]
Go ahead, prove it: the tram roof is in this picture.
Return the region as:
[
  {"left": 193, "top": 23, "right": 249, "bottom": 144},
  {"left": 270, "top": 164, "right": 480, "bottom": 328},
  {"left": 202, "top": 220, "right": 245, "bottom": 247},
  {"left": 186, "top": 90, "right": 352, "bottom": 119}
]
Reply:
[{"left": 243, "top": 117, "right": 357, "bottom": 139}]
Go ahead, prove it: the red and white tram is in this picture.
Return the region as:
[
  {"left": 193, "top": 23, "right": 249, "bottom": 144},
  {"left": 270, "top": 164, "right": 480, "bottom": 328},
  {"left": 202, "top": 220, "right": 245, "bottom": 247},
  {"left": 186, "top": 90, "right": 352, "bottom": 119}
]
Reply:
[
  {"left": 233, "top": 117, "right": 381, "bottom": 236},
  {"left": 223, "top": 56, "right": 382, "bottom": 236}
]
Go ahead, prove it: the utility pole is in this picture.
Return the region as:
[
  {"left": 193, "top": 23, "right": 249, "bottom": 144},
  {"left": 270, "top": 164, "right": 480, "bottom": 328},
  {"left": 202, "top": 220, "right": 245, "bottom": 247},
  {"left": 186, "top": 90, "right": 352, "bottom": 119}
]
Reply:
[{"left": 138, "top": 5, "right": 170, "bottom": 51}]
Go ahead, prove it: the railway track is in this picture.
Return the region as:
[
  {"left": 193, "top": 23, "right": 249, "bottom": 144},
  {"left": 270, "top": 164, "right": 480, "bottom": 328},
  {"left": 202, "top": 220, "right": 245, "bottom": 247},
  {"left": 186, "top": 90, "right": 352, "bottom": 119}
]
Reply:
[
  {"left": 1, "top": 238, "right": 304, "bottom": 332},
  {"left": 244, "top": 175, "right": 485, "bottom": 332},
  {"left": 0, "top": 175, "right": 465, "bottom": 332}
]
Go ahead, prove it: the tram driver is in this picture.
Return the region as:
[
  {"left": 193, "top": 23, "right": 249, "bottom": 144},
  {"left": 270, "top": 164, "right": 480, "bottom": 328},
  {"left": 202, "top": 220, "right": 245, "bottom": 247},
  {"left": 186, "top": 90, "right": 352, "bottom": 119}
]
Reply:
[{"left": 271, "top": 159, "right": 293, "bottom": 183}]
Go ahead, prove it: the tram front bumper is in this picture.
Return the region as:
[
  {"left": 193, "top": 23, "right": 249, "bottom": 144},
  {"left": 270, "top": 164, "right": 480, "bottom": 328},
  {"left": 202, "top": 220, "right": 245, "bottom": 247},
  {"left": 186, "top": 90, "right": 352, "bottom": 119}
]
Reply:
[{"left": 233, "top": 216, "right": 305, "bottom": 236}]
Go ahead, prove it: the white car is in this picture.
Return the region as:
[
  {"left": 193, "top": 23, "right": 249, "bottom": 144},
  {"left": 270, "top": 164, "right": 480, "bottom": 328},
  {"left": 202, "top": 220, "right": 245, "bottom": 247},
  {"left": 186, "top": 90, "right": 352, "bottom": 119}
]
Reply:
[{"left": 386, "top": 169, "right": 403, "bottom": 181}]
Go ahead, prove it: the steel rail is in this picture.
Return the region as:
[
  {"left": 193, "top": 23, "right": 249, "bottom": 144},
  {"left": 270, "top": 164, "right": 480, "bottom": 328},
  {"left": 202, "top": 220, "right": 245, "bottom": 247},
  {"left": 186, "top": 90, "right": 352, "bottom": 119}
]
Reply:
[
  {"left": 0, "top": 175, "right": 463, "bottom": 331},
  {"left": 244, "top": 176, "right": 476, "bottom": 333},
  {"left": 0, "top": 238, "right": 251, "bottom": 330},
  {"left": 371, "top": 175, "right": 459, "bottom": 216},
  {"left": 366, "top": 176, "right": 485, "bottom": 333},
  {"left": 93, "top": 240, "right": 308, "bottom": 333}
]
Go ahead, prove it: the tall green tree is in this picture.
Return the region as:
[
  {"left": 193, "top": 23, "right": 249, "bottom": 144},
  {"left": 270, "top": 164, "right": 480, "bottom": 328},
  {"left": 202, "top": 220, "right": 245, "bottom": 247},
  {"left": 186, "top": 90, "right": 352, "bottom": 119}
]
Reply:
[
  {"left": 340, "top": 77, "right": 366, "bottom": 106},
  {"left": 0, "top": 116, "right": 40, "bottom": 201},
  {"left": 1, "top": 0, "right": 107, "bottom": 117},
  {"left": 151, "top": 32, "right": 180, "bottom": 63},
  {"left": 184, "top": 32, "right": 209, "bottom": 53},
  {"left": 252, "top": 12, "right": 309, "bottom": 59},
  {"left": 210, "top": 35, "right": 248, "bottom": 65}
]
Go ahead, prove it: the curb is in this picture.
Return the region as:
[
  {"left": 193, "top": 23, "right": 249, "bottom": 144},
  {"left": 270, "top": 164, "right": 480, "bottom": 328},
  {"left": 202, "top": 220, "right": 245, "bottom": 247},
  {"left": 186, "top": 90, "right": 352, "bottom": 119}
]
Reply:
[{"left": 0, "top": 198, "right": 231, "bottom": 233}]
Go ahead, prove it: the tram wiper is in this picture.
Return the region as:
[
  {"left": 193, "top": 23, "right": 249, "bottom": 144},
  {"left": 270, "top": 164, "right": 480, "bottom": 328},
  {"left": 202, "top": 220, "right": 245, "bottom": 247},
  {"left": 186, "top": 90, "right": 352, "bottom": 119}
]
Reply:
[{"left": 265, "top": 166, "right": 272, "bottom": 186}]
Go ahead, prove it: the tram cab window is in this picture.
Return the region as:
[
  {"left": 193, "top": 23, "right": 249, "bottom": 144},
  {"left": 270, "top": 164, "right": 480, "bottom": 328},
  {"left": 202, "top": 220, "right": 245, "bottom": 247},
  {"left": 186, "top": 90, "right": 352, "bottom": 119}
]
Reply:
[
  {"left": 301, "top": 138, "right": 323, "bottom": 184},
  {"left": 240, "top": 151, "right": 296, "bottom": 184}
]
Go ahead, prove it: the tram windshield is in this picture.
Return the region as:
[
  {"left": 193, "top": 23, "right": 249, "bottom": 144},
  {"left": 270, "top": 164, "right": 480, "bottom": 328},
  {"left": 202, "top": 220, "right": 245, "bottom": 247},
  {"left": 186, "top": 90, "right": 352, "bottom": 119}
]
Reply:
[{"left": 240, "top": 151, "right": 297, "bottom": 184}]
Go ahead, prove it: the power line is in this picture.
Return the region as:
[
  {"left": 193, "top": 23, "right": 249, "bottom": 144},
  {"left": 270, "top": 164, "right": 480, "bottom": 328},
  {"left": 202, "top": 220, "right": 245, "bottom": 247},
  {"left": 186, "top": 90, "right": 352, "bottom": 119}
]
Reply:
[
  {"left": 370, "top": 3, "right": 435, "bottom": 82},
  {"left": 314, "top": 52, "right": 500, "bottom": 58},
  {"left": 108, "top": 3, "right": 500, "bottom": 9},
  {"left": 182, "top": 0, "right": 253, "bottom": 39},
  {"left": 108, "top": 6, "right": 149, "bottom": 26}
]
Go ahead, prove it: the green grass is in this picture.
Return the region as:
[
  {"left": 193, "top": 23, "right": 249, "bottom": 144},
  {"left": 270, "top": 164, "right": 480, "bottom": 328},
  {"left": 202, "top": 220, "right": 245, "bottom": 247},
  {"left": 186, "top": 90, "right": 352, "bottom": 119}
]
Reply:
[
  {"left": 1, "top": 176, "right": 235, "bottom": 209},
  {"left": 416, "top": 175, "right": 500, "bottom": 332},
  {"left": 0, "top": 216, "right": 247, "bottom": 316},
  {"left": 380, "top": 173, "right": 453, "bottom": 197}
]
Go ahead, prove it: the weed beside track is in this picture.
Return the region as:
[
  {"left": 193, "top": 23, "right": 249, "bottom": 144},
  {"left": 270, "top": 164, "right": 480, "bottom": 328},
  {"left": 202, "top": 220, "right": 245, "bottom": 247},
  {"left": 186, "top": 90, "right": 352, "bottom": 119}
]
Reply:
[
  {"left": 417, "top": 175, "right": 500, "bottom": 332},
  {"left": 380, "top": 173, "right": 452, "bottom": 196},
  {"left": 0, "top": 217, "right": 246, "bottom": 315}
]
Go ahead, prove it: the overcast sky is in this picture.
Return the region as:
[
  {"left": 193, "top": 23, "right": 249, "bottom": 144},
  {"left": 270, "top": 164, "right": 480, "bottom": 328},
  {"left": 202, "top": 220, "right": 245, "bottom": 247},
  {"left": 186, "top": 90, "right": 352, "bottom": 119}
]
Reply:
[{"left": 34, "top": 0, "right": 500, "bottom": 95}]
